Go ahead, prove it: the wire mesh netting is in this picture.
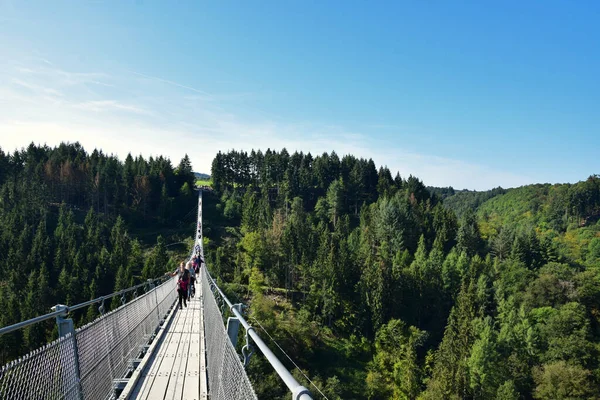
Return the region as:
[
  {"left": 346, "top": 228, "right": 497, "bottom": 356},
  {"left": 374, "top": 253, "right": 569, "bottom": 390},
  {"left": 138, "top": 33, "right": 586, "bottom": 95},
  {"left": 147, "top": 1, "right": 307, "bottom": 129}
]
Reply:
[
  {"left": 0, "top": 333, "right": 80, "bottom": 400},
  {"left": 0, "top": 278, "right": 177, "bottom": 400},
  {"left": 76, "top": 278, "right": 176, "bottom": 400},
  {"left": 1, "top": 191, "right": 261, "bottom": 400},
  {"left": 201, "top": 268, "right": 257, "bottom": 400}
]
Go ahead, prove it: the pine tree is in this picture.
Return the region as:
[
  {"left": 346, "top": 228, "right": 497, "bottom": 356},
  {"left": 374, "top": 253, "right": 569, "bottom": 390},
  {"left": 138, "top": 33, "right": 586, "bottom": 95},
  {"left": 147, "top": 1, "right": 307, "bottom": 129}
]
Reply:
[
  {"left": 111, "top": 265, "right": 128, "bottom": 309},
  {"left": 456, "top": 211, "right": 483, "bottom": 257},
  {"left": 326, "top": 178, "right": 344, "bottom": 227},
  {"left": 468, "top": 317, "right": 502, "bottom": 398},
  {"left": 496, "top": 380, "right": 520, "bottom": 400},
  {"left": 425, "top": 268, "right": 478, "bottom": 398},
  {"left": 409, "top": 235, "right": 428, "bottom": 325},
  {"left": 442, "top": 249, "right": 461, "bottom": 298},
  {"left": 24, "top": 272, "right": 46, "bottom": 350},
  {"left": 57, "top": 267, "right": 72, "bottom": 305},
  {"left": 127, "top": 239, "right": 143, "bottom": 286},
  {"left": 86, "top": 279, "right": 99, "bottom": 322},
  {"left": 149, "top": 235, "right": 169, "bottom": 277}
]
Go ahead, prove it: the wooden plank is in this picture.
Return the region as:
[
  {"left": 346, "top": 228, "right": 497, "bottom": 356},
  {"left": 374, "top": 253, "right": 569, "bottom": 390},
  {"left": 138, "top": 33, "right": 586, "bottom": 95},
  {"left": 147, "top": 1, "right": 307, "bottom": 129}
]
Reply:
[
  {"left": 167, "top": 300, "right": 193, "bottom": 400},
  {"left": 125, "top": 286, "right": 207, "bottom": 400},
  {"left": 134, "top": 307, "right": 183, "bottom": 400},
  {"left": 181, "top": 298, "right": 201, "bottom": 400},
  {"left": 119, "top": 299, "right": 178, "bottom": 399},
  {"left": 129, "top": 307, "right": 178, "bottom": 399},
  {"left": 151, "top": 304, "right": 188, "bottom": 400}
]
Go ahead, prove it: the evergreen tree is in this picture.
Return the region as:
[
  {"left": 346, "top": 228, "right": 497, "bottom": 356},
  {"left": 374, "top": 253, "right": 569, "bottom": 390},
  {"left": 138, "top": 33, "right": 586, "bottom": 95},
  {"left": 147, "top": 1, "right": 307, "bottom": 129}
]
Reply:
[
  {"left": 468, "top": 317, "right": 503, "bottom": 398},
  {"left": 326, "top": 178, "right": 344, "bottom": 227},
  {"left": 496, "top": 380, "right": 520, "bottom": 400},
  {"left": 425, "top": 268, "right": 478, "bottom": 399},
  {"left": 456, "top": 211, "right": 483, "bottom": 257}
]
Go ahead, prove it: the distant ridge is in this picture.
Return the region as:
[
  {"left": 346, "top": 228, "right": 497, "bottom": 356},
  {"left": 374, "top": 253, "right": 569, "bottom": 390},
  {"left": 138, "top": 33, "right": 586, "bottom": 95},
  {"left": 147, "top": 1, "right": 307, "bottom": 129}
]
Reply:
[{"left": 194, "top": 172, "right": 210, "bottom": 180}]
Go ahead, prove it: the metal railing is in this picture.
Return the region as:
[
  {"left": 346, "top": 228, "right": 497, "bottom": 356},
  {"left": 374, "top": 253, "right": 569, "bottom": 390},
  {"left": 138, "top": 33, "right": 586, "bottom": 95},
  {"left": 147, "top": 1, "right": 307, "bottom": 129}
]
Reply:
[
  {"left": 195, "top": 190, "right": 312, "bottom": 400},
  {"left": 0, "top": 333, "right": 80, "bottom": 400},
  {"left": 0, "top": 275, "right": 177, "bottom": 400},
  {"left": 1, "top": 188, "right": 315, "bottom": 400},
  {"left": 201, "top": 268, "right": 257, "bottom": 400},
  {"left": 0, "top": 276, "right": 170, "bottom": 338}
]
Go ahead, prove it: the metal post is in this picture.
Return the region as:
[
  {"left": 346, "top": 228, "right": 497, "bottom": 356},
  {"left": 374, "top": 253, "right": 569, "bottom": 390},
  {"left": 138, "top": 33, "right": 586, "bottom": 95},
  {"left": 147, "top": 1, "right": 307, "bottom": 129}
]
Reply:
[
  {"left": 53, "top": 304, "right": 83, "bottom": 400},
  {"left": 205, "top": 269, "right": 313, "bottom": 399},
  {"left": 226, "top": 304, "right": 242, "bottom": 347},
  {"left": 149, "top": 279, "right": 161, "bottom": 324}
]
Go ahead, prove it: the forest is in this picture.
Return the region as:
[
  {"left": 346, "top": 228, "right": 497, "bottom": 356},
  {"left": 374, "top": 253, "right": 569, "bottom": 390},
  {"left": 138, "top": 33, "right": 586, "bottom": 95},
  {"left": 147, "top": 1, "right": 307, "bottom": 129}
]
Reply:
[
  {"left": 1, "top": 144, "right": 600, "bottom": 399},
  {"left": 0, "top": 143, "right": 196, "bottom": 364},
  {"left": 206, "top": 149, "right": 600, "bottom": 399}
]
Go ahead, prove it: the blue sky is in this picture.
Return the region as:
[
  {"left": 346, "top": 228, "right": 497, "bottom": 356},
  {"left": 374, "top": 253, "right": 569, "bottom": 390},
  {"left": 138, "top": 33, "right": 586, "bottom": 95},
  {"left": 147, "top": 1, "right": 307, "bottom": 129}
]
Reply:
[{"left": 1, "top": 1, "right": 598, "bottom": 190}]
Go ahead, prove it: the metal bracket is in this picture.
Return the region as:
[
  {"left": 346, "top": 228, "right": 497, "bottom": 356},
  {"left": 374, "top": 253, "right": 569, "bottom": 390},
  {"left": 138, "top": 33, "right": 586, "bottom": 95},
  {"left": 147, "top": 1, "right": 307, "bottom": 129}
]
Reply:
[
  {"left": 242, "top": 326, "right": 254, "bottom": 367},
  {"left": 292, "top": 386, "right": 311, "bottom": 400},
  {"left": 128, "top": 358, "right": 143, "bottom": 370},
  {"left": 98, "top": 297, "right": 106, "bottom": 315},
  {"left": 226, "top": 304, "right": 242, "bottom": 347},
  {"left": 113, "top": 378, "right": 129, "bottom": 396}
]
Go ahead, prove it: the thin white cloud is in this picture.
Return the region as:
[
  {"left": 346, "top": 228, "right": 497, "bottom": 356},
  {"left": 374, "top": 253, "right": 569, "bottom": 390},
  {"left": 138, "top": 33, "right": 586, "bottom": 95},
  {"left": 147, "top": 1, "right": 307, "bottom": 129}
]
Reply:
[
  {"left": 73, "top": 100, "right": 152, "bottom": 115},
  {"left": 11, "top": 78, "right": 64, "bottom": 97},
  {"left": 128, "top": 70, "right": 213, "bottom": 98},
  {"left": 0, "top": 58, "right": 535, "bottom": 190},
  {"left": 88, "top": 80, "right": 115, "bottom": 88}
]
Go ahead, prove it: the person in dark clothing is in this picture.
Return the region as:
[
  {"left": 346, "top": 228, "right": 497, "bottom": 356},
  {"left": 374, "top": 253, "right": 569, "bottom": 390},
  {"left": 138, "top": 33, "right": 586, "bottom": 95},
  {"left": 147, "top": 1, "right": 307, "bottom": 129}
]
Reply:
[
  {"left": 192, "top": 254, "right": 204, "bottom": 273},
  {"left": 168, "top": 262, "right": 190, "bottom": 309}
]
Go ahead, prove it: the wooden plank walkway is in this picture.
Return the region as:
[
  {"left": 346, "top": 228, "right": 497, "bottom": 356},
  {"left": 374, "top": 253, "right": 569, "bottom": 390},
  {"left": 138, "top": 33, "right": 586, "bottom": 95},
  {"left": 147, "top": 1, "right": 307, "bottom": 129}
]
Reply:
[{"left": 125, "top": 289, "right": 206, "bottom": 400}]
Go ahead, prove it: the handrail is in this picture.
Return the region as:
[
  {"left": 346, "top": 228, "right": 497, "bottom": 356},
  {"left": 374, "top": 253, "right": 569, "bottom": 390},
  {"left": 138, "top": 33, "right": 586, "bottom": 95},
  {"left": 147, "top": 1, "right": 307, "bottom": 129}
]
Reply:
[
  {"left": 204, "top": 269, "right": 312, "bottom": 400},
  {"left": 0, "top": 275, "right": 170, "bottom": 337},
  {"left": 0, "top": 309, "right": 66, "bottom": 336},
  {"left": 194, "top": 188, "right": 311, "bottom": 399},
  {"left": 1, "top": 188, "right": 314, "bottom": 400}
]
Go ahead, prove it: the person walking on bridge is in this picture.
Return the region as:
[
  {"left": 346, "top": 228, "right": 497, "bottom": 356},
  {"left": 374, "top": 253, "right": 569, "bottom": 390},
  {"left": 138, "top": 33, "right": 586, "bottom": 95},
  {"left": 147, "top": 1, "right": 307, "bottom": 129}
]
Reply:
[
  {"left": 192, "top": 253, "right": 204, "bottom": 273},
  {"left": 187, "top": 261, "right": 196, "bottom": 300},
  {"left": 168, "top": 262, "right": 190, "bottom": 309}
]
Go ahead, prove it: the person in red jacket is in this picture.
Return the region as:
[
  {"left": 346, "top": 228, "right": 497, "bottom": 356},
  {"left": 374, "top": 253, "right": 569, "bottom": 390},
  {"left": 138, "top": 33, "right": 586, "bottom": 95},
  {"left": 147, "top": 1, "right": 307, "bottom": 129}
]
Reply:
[{"left": 168, "top": 262, "right": 190, "bottom": 309}]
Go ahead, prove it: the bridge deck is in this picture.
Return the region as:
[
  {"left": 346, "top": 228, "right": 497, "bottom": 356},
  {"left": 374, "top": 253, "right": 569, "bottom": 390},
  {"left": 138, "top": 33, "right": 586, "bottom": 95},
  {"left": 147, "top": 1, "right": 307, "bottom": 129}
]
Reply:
[{"left": 122, "top": 287, "right": 206, "bottom": 400}]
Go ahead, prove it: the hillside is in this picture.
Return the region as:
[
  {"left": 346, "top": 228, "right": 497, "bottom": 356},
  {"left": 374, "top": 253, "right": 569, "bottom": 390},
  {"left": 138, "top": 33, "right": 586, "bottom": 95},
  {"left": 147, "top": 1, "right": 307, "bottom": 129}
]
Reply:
[
  {"left": 194, "top": 172, "right": 210, "bottom": 180},
  {"left": 2, "top": 144, "right": 600, "bottom": 399},
  {"left": 0, "top": 143, "right": 197, "bottom": 364},
  {"left": 428, "top": 186, "right": 507, "bottom": 219},
  {"left": 204, "top": 149, "right": 600, "bottom": 399},
  {"left": 435, "top": 179, "right": 600, "bottom": 265}
]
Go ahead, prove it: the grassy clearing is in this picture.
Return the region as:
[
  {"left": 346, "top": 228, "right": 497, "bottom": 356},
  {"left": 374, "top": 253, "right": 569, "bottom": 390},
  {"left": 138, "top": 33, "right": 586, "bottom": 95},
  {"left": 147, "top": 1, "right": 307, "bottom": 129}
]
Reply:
[{"left": 196, "top": 179, "right": 211, "bottom": 187}]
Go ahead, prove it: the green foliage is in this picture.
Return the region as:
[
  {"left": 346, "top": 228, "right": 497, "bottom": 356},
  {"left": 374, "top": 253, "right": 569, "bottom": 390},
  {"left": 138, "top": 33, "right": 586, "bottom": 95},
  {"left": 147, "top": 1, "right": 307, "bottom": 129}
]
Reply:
[
  {"left": 0, "top": 143, "right": 195, "bottom": 363},
  {"left": 5, "top": 144, "right": 599, "bottom": 398},
  {"left": 533, "top": 361, "right": 596, "bottom": 399},
  {"left": 495, "top": 380, "right": 519, "bottom": 400},
  {"left": 467, "top": 318, "right": 502, "bottom": 398},
  {"left": 206, "top": 149, "right": 600, "bottom": 400},
  {"left": 429, "top": 186, "right": 506, "bottom": 219},
  {"left": 456, "top": 211, "right": 483, "bottom": 257},
  {"left": 326, "top": 178, "right": 344, "bottom": 227},
  {"left": 195, "top": 179, "right": 211, "bottom": 187},
  {"left": 367, "top": 319, "right": 427, "bottom": 399},
  {"left": 142, "top": 235, "right": 169, "bottom": 279}
]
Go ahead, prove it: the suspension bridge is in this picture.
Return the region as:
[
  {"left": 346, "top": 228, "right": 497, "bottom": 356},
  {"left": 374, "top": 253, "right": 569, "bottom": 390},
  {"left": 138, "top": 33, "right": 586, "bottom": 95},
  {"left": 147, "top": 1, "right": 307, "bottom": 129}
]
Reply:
[{"left": 0, "top": 191, "right": 313, "bottom": 400}]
